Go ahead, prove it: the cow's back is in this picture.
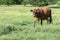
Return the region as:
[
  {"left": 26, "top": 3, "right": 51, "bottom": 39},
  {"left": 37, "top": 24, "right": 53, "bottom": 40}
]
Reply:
[{"left": 38, "top": 8, "right": 51, "bottom": 20}]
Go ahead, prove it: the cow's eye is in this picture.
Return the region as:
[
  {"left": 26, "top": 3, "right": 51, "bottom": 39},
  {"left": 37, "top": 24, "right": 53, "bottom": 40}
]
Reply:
[{"left": 37, "top": 10, "right": 39, "bottom": 12}]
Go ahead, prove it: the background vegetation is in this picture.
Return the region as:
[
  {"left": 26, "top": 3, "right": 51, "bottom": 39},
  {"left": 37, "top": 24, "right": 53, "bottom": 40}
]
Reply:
[
  {"left": 0, "top": 0, "right": 60, "bottom": 6},
  {"left": 0, "top": 5, "right": 60, "bottom": 40}
]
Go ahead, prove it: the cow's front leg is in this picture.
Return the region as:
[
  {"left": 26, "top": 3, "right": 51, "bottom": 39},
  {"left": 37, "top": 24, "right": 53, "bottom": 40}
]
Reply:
[
  {"left": 34, "top": 17, "right": 38, "bottom": 28},
  {"left": 41, "top": 19, "right": 43, "bottom": 26}
]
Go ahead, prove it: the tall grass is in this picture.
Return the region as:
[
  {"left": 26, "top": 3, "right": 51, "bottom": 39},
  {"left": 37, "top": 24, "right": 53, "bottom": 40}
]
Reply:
[{"left": 0, "top": 5, "right": 60, "bottom": 40}]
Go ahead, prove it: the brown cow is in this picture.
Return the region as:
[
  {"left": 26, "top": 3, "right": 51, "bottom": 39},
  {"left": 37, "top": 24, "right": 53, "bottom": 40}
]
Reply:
[{"left": 30, "top": 8, "right": 53, "bottom": 27}]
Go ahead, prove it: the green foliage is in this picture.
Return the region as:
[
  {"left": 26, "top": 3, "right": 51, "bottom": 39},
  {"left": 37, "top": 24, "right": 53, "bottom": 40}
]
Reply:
[
  {"left": 0, "top": 0, "right": 59, "bottom": 6},
  {"left": 13, "top": 0, "right": 23, "bottom": 4},
  {"left": 0, "top": 0, "right": 7, "bottom": 5},
  {"left": 22, "top": 0, "right": 29, "bottom": 6},
  {"left": 22, "top": 0, "right": 56, "bottom": 6},
  {"left": 57, "top": 1, "right": 60, "bottom": 5},
  {"left": 0, "top": 0, "right": 23, "bottom": 5}
]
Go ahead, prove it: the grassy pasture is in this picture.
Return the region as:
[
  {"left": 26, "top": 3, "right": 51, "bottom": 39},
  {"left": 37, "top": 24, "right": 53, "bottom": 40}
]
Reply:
[{"left": 0, "top": 5, "right": 60, "bottom": 40}]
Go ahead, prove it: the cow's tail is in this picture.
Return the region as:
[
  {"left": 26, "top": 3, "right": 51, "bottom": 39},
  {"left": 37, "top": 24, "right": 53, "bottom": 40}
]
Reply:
[{"left": 49, "top": 9, "right": 53, "bottom": 24}]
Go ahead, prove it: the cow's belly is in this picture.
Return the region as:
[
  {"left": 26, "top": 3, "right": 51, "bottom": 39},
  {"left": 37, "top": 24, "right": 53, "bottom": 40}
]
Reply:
[{"left": 38, "top": 16, "right": 49, "bottom": 20}]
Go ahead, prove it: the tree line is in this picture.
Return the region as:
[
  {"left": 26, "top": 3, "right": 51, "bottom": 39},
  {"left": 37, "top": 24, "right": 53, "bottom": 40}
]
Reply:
[{"left": 0, "top": 0, "right": 59, "bottom": 6}]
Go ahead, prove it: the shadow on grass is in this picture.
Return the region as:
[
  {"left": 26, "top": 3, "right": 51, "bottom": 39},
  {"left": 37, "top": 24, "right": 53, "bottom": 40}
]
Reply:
[
  {"left": 13, "top": 21, "right": 33, "bottom": 26},
  {"left": 0, "top": 25, "right": 17, "bottom": 36}
]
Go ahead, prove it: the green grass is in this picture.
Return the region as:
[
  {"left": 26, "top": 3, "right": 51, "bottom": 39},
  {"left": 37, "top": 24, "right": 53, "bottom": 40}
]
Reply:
[
  {"left": 0, "top": 5, "right": 60, "bottom": 40},
  {"left": 44, "top": 4, "right": 60, "bottom": 8}
]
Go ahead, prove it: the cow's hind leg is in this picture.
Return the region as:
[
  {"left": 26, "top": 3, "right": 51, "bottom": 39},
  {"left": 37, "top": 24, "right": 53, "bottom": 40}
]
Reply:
[
  {"left": 49, "top": 13, "right": 53, "bottom": 24},
  {"left": 47, "top": 19, "right": 49, "bottom": 25},
  {"left": 49, "top": 10, "right": 53, "bottom": 24}
]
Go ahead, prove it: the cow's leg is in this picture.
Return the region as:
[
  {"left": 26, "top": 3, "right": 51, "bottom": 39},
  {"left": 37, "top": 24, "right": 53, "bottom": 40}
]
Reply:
[
  {"left": 47, "top": 19, "right": 49, "bottom": 25},
  {"left": 38, "top": 18, "right": 39, "bottom": 23},
  {"left": 47, "top": 19, "right": 48, "bottom": 25},
  {"left": 50, "top": 15, "right": 53, "bottom": 24},
  {"left": 49, "top": 10, "right": 53, "bottom": 24},
  {"left": 34, "top": 17, "right": 38, "bottom": 28},
  {"left": 48, "top": 14, "right": 53, "bottom": 24},
  {"left": 47, "top": 18, "right": 50, "bottom": 24},
  {"left": 41, "top": 19, "right": 43, "bottom": 26}
]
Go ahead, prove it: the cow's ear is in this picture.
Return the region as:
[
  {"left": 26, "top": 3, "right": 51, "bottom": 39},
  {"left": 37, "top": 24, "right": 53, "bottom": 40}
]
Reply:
[
  {"left": 30, "top": 10, "right": 33, "bottom": 12},
  {"left": 37, "top": 9, "right": 40, "bottom": 12}
]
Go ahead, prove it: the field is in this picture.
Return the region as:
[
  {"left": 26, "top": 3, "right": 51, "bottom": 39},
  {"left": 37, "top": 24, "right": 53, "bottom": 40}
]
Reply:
[{"left": 0, "top": 5, "right": 60, "bottom": 40}]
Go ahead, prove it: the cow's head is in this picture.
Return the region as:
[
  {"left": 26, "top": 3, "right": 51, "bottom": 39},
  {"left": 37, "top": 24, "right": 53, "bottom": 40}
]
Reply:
[
  {"left": 30, "top": 9, "right": 40, "bottom": 13},
  {"left": 30, "top": 9, "right": 40, "bottom": 17}
]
